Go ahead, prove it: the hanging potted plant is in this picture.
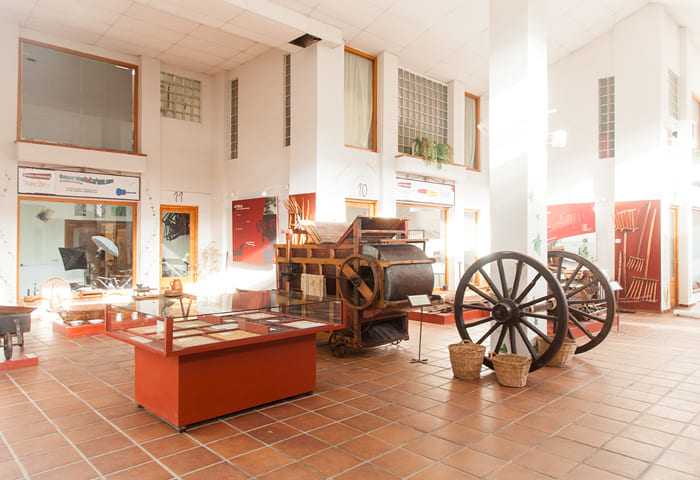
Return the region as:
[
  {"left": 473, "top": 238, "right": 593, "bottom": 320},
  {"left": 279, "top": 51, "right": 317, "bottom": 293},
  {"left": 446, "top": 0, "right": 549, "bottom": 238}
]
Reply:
[{"left": 412, "top": 137, "right": 452, "bottom": 169}]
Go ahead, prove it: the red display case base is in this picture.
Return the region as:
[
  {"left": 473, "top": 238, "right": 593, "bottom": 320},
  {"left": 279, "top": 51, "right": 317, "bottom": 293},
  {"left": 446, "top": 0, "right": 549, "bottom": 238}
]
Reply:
[
  {"left": 52, "top": 321, "right": 105, "bottom": 337},
  {"left": 0, "top": 352, "right": 38, "bottom": 371},
  {"left": 135, "top": 334, "right": 317, "bottom": 430},
  {"left": 409, "top": 309, "right": 488, "bottom": 325}
]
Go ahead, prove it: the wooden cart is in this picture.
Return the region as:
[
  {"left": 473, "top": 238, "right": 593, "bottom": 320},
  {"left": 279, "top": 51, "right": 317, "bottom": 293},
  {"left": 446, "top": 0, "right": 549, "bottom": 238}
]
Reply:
[{"left": 275, "top": 217, "right": 435, "bottom": 356}]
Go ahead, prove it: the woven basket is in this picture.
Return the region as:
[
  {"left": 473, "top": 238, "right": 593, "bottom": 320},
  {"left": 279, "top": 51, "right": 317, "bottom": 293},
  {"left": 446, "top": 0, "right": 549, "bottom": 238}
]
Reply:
[
  {"left": 491, "top": 354, "right": 531, "bottom": 387},
  {"left": 448, "top": 340, "right": 486, "bottom": 379},
  {"left": 537, "top": 335, "right": 577, "bottom": 368}
]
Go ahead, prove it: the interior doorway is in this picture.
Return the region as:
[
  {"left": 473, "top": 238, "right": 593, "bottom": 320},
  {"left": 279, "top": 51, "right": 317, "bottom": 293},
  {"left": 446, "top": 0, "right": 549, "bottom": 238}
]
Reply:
[
  {"left": 345, "top": 199, "right": 376, "bottom": 222},
  {"left": 670, "top": 205, "right": 679, "bottom": 307},
  {"left": 160, "top": 205, "right": 198, "bottom": 289}
]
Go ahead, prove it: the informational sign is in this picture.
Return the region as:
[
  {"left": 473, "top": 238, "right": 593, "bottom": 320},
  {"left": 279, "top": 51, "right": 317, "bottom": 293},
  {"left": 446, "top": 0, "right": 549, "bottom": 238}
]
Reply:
[
  {"left": 547, "top": 202, "right": 595, "bottom": 242},
  {"left": 407, "top": 294, "right": 431, "bottom": 307},
  {"left": 395, "top": 177, "right": 455, "bottom": 206},
  {"left": 232, "top": 197, "right": 278, "bottom": 264},
  {"left": 18, "top": 167, "right": 140, "bottom": 201}
]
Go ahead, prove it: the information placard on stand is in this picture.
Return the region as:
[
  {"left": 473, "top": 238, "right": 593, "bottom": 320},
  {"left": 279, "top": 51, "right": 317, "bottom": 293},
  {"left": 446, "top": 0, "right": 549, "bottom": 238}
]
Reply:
[{"left": 408, "top": 295, "right": 431, "bottom": 364}]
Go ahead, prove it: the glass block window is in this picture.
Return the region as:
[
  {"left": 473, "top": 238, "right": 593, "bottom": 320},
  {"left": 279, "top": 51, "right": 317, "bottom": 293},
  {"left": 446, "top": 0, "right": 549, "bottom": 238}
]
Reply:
[
  {"left": 669, "top": 70, "right": 679, "bottom": 120},
  {"left": 599, "top": 76, "right": 615, "bottom": 159},
  {"left": 398, "top": 69, "right": 448, "bottom": 155},
  {"left": 284, "top": 54, "right": 291, "bottom": 147},
  {"left": 160, "top": 72, "right": 200, "bottom": 122},
  {"left": 231, "top": 79, "right": 238, "bottom": 159}
]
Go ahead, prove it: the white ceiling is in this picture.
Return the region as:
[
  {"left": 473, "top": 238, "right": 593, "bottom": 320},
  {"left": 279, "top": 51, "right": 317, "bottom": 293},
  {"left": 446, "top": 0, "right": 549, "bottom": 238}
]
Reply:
[{"left": 1, "top": 0, "right": 699, "bottom": 95}]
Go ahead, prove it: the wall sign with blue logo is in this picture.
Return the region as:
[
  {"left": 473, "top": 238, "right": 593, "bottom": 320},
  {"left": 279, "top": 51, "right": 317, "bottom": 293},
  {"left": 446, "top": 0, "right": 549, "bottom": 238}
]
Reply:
[{"left": 18, "top": 167, "right": 140, "bottom": 201}]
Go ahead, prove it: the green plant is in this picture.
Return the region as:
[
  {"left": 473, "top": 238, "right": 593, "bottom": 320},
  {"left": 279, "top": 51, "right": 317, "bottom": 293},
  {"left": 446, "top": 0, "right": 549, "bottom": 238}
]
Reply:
[{"left": 412, "top": 137, "right": 451, "bottom": 169}]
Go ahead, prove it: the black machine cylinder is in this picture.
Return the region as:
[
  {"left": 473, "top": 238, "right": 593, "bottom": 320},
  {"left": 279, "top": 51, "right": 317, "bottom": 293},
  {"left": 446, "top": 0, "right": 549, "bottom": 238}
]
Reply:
[{"left": 361, "top": 243, "right": 434, "bottom": 303}]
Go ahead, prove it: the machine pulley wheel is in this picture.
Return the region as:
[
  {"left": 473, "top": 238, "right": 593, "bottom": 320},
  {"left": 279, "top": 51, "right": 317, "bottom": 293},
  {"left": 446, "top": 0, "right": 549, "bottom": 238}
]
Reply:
[
  {"left": 454, "top": 251, "right": 569, "bottom": 371},
  {"left": 328, "top": 332, "right": 348, "bottom": 358},
  {"left": 547, "top": 250, "right": 616, "bottom": 354},
  {"left": 338, "top": 255, "right": 380, "bottom": 310},
  {"left": 3, "top": 333, "right": 12, "bottom": 361}
]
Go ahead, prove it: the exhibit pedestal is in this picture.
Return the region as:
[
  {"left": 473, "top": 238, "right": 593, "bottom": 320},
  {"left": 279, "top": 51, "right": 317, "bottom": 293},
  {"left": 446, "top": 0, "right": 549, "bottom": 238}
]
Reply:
[{"left": 134, "top": 334, "right": 316, "bottom": 430}]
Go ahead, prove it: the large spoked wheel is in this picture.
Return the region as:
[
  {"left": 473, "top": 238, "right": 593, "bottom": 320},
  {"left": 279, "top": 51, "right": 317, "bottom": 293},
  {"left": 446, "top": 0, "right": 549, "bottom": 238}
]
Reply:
[
  {"left": 454, "top": 251, "right": 569, "bottom": 372},
  {"left": 548, "top": 250, "right": 616, "bottom": 354},
  {"left": 338, "top": 255, "right": 380, "bottom": 310}
]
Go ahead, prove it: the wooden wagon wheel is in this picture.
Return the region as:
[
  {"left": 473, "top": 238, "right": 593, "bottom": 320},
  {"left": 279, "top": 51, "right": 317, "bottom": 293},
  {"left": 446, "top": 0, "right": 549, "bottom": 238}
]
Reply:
[
  {"left": 338, "top": 254, "right": 380, "bottom": 310},
  {"left": 548, "top": 250, "right": 616, "bottom": 354},
  {"left": 454, "top": 251, "right": 568, "bottom": 371}
]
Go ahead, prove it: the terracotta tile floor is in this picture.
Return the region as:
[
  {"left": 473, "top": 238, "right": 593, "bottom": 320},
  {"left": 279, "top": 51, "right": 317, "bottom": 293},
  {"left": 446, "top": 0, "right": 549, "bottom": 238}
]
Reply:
[{"left": 1, "top": 310, "right": 700, "bottom": 479}]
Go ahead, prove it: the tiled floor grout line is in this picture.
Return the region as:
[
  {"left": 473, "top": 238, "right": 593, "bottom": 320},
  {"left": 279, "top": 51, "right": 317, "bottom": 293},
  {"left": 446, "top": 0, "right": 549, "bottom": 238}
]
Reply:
[
  {"left": 0, "top": 431, "right": 30, "bottom": 479},
  {"left": 9, "top": 360, "right": 182, "bottom": 479},
  {"left": 6, "top": 374, "right": 105, "bottom": 479}
]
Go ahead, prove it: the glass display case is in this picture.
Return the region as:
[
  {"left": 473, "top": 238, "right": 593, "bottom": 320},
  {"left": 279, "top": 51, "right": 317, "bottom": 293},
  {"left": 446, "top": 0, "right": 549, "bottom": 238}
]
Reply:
[
  {"left": 106, "top": 290, "right": 342, "bottom": 356},
  {"left": 105, "top": 290, "right": 344, "bottom": 431}
]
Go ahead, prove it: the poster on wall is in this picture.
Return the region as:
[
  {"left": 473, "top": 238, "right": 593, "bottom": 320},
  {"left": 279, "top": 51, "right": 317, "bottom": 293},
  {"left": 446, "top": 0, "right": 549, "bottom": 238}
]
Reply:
[
  {"left": 395, "top": 177, "right": 455, "bottom": 206},
  {"left": 547, "top": 203, "right": 595, "bottom": 243},
  {"left": 232, "top": 197, "right": 278, "bottom": 264},
  {"left": 18, "top": 167, "right": 140, "bottom": 200}
]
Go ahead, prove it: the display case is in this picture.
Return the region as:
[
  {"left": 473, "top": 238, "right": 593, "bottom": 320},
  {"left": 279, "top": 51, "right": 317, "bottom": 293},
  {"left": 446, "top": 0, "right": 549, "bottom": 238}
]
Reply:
[{"left": 106, "top": 290, "right": 343, "bottom": 431}]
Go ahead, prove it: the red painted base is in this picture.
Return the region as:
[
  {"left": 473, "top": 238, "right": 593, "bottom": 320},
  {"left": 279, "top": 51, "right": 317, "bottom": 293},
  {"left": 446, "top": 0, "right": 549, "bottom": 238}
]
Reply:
[
  {"left": 52, "top": 321, "right": 105, "bottom": 338},
  {"left": 0, "top": 351, "right": 38, "bottom": 371},
  {"left": 408, "top": 309, "right": 488, "bottom": 325},
  {"left": 134, "top": 334, "right": 317, "bottom": 429}
]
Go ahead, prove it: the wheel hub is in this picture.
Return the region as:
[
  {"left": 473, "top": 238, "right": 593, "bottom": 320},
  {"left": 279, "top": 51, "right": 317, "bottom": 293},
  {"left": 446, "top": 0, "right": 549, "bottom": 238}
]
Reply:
[{"left": 492, "top": 300, "right": 519, "bottom": 325}]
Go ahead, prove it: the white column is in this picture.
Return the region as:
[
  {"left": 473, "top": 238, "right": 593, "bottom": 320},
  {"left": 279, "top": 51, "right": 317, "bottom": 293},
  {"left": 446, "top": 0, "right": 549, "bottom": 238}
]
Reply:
[
  {"left": 377, "top": 52, "right": 398, "bottom": 217},
  {"left": 488, "top": 0, "right": 549, "bottom": 264},
  {"left": 0, "top": 21, "right": 18, "bottom": 302},
  {"left": 137, "top": 56, "right": 162, "bottom": 289}
]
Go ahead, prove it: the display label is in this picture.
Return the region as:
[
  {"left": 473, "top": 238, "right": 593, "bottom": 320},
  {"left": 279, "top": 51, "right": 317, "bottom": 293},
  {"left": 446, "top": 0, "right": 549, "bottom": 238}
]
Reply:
[{"left": 396, "top": 177, "right": 455, "bottom": 206}]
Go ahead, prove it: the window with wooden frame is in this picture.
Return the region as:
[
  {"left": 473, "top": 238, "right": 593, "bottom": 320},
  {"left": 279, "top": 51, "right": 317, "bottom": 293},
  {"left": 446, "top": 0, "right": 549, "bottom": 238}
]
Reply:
[
  {"left": 464, "top": 92, "right": 480, "bottom": 170},
  {"left": 344, "top": 47, "right": 376, "bottom": 151},
  {"left": 19, "top": 39, "right": 138, "bottom": 153},
  {"left": 18, "top": 197, "right": 137, "bottom": 300},
  {"left": 345, "top": 199, "right": 376, "bottom": 222},
  {"left": 398, "top": 69, "right": 448, "bottom": 155},
  {"left": 598, "top": 76, "right": 615, "bottom": 159}
]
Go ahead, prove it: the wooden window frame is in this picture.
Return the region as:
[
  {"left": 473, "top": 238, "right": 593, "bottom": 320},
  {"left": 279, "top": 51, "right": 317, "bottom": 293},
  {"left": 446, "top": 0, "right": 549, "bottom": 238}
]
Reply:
[
  {"left": 692, "top": 93, "right": 700, "bottom": 150},
  {"left": 18, "top": 39, "right": 140, "bottom": 155},
  {"left": 345, "top": 198, "right": 377, "bottom": 218},
  {"left": 465, "top": 91, "right": 481, "bottom": 171},
  {"left": 159, "top": 204, "right": 198, "bottom": 288},
  {"left": 17, "top": 196, "right": 138, "bottom": 300},
  {"left": 344, "top": 46, "right": 377, "bottom": 152}
]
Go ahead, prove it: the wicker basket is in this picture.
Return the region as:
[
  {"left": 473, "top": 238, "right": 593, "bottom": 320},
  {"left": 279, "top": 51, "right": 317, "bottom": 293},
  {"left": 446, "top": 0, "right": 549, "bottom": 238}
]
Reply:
[
  {"left": 491, "top": 353, "right": 531, "bottom": 387},
  {"left": 448, "top": 340, "right": 486, "bottom": 379},
  {"left": 537, "top": 335, "right": 577, "bottom": 368}
]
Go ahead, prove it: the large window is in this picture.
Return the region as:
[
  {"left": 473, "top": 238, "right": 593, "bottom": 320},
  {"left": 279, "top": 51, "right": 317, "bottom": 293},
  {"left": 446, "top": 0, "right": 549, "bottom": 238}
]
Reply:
[
  {"left": 18, "top": 198, "right": 136, "bottom": 298},
  {"left": 344, "top": 48, "right": 376, "bottom": 150},
  {"left": 464, "top": 92, "right": 480, "bottom": 170},
  {"left": 398, "top": 69, "right": 448, "bottom": 155},
  {"left": 598, "top": 76, "right": 615, "bottom": 159},
  {"left": 20, "top": 40, "right": 137, "bottom": 153}
]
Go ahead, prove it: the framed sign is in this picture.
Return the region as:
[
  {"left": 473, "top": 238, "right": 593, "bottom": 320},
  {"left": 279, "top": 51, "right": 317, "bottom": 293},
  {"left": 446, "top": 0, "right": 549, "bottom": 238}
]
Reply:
[
  {"left": 395, "top": 177, "right": 455, "bottom": 206},
  {"left": 18, "top": 167, "right": 140, "bottom": 201}
]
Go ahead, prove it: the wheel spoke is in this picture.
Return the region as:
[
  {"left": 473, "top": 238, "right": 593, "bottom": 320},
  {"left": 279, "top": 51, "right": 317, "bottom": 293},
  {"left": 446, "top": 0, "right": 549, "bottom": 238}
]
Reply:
[
  {"left": 497, "top": 259, "right": 509, "bottom": 298},
  {"left": 509, "top": 326, "right": 517, "bottom": 354},
  {"left": 554, "top": 257, "right": 564, "bottom": 282},
  {"left": 459, "top": 303, "right": 492, "bottom": 312},
  {"left": 569, "top": 311, "right": 596, "bottom": 340},
  {"left": 569, "top": 307, "right": 607, "bottom": 323},
  {"left": 514, "top": 323, "right": 538, "bottom": 359},
  {"left": 478, "top": 267, "right": 504, "bottom": 301},
  {"left": 563, "top": 263, "right": 583, "bottom": 290},
  {"left": 567, "top": 325, "right": 575, "bottom": 339},
  {"left": 514, "top": 272, "right": 542, "bottom": 304},
  {"left": 463, "top": 316, "right": 494, "bottom": 328},
  {"left": 466, "top": 283, "right": 498, "bottom": 305},
  {"left": 493, "top": 325, "right": 507, "bottom": 354},
  {"left": 511, "top": 260, "right": 524, "bottom": 300},
  {"left": 476, "top": 321, "right": 501, "bottom": 345},
  {"left": 520, "top": 317, "right": 551, "bottom": 341}
]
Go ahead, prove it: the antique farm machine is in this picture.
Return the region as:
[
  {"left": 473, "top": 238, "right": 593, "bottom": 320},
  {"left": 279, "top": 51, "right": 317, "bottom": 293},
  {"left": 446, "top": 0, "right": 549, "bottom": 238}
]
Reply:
[
  {"left": 275, "top": 216, "right": 435, "bottom": 357},
  {"left": 453, "top": 250, "right": 616, "bottom": 371}
]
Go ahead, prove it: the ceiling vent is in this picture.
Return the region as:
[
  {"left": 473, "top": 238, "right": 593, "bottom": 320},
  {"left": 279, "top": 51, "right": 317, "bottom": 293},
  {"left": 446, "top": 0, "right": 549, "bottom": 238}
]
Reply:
[{"left": 289, "top": 33, "right": 321, "bottom": 48}]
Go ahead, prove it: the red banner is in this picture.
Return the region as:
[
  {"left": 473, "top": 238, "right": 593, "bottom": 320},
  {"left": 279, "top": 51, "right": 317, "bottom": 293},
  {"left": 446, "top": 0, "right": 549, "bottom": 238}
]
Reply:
[
  {"left": 547, "top": 203, "right": 595, "bottom": 242},
  {"left": 232, "top": 197, "right": 278, "bottom": 264}
]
